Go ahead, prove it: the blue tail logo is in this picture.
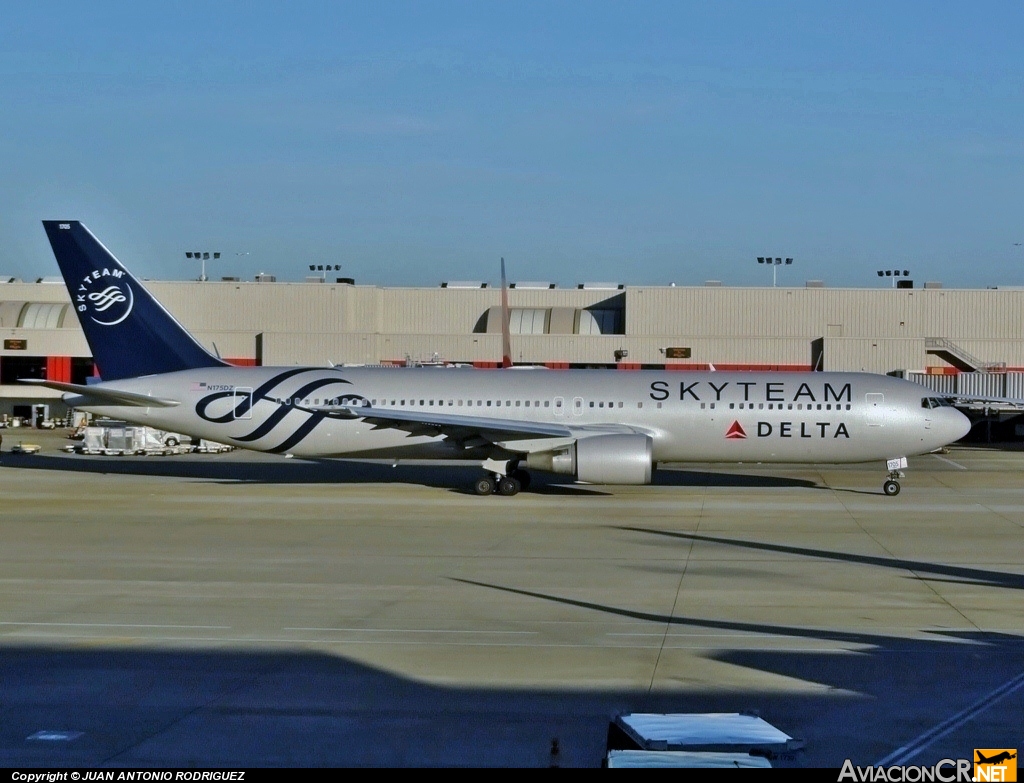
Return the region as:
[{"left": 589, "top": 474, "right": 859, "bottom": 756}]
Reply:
[
  {"left": 43, "top": 220, "right": 227, "bottom": 381},
  {"left": 78, "top": 270, "right": 134, "bottom": 325}
]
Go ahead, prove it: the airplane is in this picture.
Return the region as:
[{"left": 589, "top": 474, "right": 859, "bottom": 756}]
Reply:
[
  {"left": 976, "top": 751, "right": 1016, "bottom": 765},
  {"left": 22, "top": 220, "right": 972, "bottom": 497}
]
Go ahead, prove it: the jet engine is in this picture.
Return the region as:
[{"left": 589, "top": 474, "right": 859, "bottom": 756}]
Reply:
[{"left": 525, "top": 434, "right": 654, "bottom": 485}]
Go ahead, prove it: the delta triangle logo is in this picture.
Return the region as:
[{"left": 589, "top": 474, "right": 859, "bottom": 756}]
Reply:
[{"left": 725, "top": 420, "right": 746, "bottom": 439}]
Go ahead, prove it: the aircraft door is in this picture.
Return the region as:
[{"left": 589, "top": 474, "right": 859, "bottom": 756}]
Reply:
[
  {"left": 233, "top": 387, "right": 253, "bottom": 420},
  {"left": 865, "top": 393, "right": 883, "bottom": 426},
  {"left": 572, "top": 396, "right": 584, "bottom": 417},
  {"left": 553, "top": 396, "right": 565, "bottom": 417}
]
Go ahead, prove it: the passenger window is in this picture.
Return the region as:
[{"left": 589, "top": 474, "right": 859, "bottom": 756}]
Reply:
[{"left": 729, "top": 403, "right": 735, "bottom": 409}]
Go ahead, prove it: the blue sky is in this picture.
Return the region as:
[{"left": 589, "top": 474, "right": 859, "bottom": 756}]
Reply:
[{"left": 1, "top": 2, "right": 1022, "bottom": 287}]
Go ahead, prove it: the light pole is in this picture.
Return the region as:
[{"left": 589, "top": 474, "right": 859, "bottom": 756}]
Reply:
[
  {"left": 877, "top": 269, "right": 911, "bottom": 288},
  {"left": 186, "top": 251, "right": 220, "bottom": 282},
  {"left": 757, "top": 257, "right": 793, "bottom": 287},
  {"left": 308, "top": 263, "right": 341, "bottom": 282}
]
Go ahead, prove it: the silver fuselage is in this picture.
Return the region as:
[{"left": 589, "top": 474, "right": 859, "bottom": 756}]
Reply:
[{"left": 66, "top": 367, "right": 971, "bottom": 464}]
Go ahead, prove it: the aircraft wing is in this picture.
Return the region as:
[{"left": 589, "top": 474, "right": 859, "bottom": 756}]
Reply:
[
  {"left": 18, "top": 379, "right": 181, "bottom": 408},
  {"left": 326, "top": 405, "right": 644, "bottom": 452}
]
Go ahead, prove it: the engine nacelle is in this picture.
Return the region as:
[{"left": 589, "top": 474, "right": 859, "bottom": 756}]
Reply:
[{"left": 525, "top": 434, "right": 654, "bottom": 485}]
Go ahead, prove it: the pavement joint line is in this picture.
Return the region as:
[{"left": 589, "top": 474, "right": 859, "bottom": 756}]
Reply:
[
  {"left": 828, "top": 467, "right": 984, "bottom": 635},
  {"left": 930, "top": 454, "right": 968, "bottom": 470},
  {"left": 647, "top": 480, "right": 706, "bottom": 693},
  {"left": 0, "top": 621, "right": 232, "bottom": 629},
  {"left": 875, "top": 670, "right": 1024, "bottom": 766},
  {"left": 0, "top": 630, "right": 894, "bottom": 651},
  {"left": 99, "top": 646, "right": 274, "bottom": 768},
  {"left": 283, "top": 627, "right": 538, "bottom": 634}
]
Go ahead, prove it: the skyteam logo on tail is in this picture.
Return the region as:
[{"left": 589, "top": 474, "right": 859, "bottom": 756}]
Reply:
[{"left": 76, "top": 269, "right": 134, "bottom": 326}]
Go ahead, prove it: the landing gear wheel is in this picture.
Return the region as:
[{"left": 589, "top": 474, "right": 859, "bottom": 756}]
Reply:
[
  {"left": 512, "top": 469, "right": 531, "bottom": 491},
  {"left": 474, "top": 476, "right": 497, "bottom": 496},
  {"left": 883, "top": 480, "right": 901, "bottom": 496},
  {"left": 497, "top": 476, "right": 521, "bottom": 496}
]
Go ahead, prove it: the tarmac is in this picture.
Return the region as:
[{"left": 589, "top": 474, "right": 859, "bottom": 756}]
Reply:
[{"left": 0, "top": 429, "right": 1022, "bottom": 767}]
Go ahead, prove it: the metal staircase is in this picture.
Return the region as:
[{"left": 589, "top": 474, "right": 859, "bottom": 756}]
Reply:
[{"left": 925, "top": 338, "right": 1006, "bottom": 372}]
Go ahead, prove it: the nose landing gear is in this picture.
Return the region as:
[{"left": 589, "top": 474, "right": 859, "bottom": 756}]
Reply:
[{"left": 882, "top": 457, "right": 908, "bottom": 496}]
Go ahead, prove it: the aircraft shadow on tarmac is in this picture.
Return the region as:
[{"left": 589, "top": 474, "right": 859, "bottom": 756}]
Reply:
[
  {"left": 612, "top": 528, "right": 1024, "bottom": 591},
  {"left": 1, "top": 451, "right": 829, "bottom": 494},
  {"left": 653, "top": 467, "right": 819, "bottom": 490},
  {"left": 3, "top": 605, "right": 1022, "bottom": 766},
  {"left": 0, "top": 451, "right": 608, "bottom": 495}
]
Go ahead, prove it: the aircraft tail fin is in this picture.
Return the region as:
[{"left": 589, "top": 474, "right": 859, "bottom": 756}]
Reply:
[{"left": 42, "top": 221, "right": 228, "bottom": 381}]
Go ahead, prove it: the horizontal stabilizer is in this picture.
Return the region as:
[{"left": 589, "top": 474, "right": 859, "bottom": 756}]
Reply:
[{"left": 18, "top": 379, "right": 180, "bottom": 408}]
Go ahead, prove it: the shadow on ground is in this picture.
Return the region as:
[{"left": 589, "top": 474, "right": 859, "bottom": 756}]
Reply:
[
  {"left": 1, "top": 621, "right": 1021, "bottom": 767},
  {"left": 612, "top": 528, "right": 1024, "bottom": 591},
  {"left": 1, "top": 451, "right": 827, "bottom": 494}
]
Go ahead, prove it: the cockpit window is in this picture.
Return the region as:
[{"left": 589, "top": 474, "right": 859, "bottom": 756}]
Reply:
[{"left": 921, "top": 397, "right": 951, "bottom": 409}]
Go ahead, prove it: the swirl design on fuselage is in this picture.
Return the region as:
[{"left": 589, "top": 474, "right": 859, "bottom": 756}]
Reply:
[{"left": 194, "top": 368, "right": 368, "bottom": 453}]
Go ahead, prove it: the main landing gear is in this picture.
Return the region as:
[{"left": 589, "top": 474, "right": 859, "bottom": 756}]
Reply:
[
  {"left": 882, "top": 457, "right": 908, "bottom": 496},
  {"left": 475, "top": 460, "right": 531, "bottom": 496}
]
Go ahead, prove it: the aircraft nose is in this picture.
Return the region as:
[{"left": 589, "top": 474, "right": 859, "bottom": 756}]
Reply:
[{"left": 944, "top": 408, "right": 972, "bottom": 443}]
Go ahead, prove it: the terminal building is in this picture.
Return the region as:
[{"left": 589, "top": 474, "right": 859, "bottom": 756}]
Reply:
[{"left": 2, "top": 274, "right": 1023, "bottom": 430}]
